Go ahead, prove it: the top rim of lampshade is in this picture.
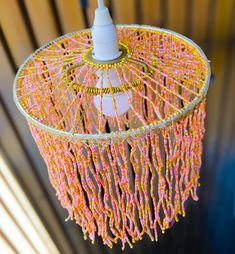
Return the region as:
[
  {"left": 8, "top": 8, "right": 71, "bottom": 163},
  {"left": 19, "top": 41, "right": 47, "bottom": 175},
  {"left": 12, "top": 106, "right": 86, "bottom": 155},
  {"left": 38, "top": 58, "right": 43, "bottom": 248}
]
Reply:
[{"left": 13, "top": 25, "right": 211, "bottom": 143}]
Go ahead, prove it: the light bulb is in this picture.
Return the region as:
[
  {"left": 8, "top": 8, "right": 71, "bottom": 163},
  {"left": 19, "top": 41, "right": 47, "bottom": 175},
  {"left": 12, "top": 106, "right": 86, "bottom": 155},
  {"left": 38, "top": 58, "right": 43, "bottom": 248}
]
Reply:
[
  {"left": 92, "top": 2, "right": 132, "bottom": 117},
  {"left": 94, "top": 69, "right": 133, "bottom": 117}
]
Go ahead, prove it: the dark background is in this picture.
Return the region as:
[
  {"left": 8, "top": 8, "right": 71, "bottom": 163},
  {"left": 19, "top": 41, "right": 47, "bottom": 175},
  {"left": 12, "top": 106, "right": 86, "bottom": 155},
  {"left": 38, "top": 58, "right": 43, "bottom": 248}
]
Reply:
[{"left": 0, "top": 0, "right": 234, "bottom": 253}]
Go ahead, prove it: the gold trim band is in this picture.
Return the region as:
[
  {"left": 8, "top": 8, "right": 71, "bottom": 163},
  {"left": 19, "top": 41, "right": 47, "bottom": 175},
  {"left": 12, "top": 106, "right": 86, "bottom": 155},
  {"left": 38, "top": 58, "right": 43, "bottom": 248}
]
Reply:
[{"left": 64, "top": 43, "right": 153, "bottom": 95}]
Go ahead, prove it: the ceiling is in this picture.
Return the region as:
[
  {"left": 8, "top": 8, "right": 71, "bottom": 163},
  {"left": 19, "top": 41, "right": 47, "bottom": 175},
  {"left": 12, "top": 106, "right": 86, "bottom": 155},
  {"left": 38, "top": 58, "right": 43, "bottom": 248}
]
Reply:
[{"left": 0, "top": 0, "right": 234, "bottom": 253}]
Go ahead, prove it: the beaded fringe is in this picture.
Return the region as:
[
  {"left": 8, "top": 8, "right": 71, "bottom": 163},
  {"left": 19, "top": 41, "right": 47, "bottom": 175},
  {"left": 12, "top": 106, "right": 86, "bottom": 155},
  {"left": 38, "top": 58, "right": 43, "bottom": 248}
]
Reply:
[{"left": 30, "top": 100, "right": 205, "bottom": 249}]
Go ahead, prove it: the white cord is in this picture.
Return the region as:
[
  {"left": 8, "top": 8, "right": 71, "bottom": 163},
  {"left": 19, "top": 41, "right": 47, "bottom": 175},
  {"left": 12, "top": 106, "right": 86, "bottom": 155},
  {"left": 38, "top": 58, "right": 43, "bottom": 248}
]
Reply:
[
  {"left": 92, "top": 0, "right": 120, "bottom": 60},
  {"left": 97, "top": 0, "right": 105, "bottom": 9}
]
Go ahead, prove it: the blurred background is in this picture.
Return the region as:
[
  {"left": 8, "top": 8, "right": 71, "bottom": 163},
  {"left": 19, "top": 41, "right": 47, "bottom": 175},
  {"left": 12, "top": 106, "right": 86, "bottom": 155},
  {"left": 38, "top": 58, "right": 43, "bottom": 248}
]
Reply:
[{"left": 0, "top": 0, "right": 234, "bottom": 253}]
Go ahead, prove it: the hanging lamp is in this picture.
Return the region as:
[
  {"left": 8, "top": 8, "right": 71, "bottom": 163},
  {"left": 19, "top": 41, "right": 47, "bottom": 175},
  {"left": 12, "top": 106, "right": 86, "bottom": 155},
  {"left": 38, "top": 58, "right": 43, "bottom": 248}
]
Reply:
[{"left": 14, "top": 0, "right": 211, "bottom": 249}]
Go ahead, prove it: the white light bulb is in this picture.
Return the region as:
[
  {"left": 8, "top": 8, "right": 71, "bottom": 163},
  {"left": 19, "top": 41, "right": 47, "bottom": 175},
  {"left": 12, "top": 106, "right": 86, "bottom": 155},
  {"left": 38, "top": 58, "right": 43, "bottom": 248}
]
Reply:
[
  {"left": 92, "top": 2, "right": 132, "bottom": 117},
  {"left": 94, "top": 69, "right": 133, "bottom": 117}
]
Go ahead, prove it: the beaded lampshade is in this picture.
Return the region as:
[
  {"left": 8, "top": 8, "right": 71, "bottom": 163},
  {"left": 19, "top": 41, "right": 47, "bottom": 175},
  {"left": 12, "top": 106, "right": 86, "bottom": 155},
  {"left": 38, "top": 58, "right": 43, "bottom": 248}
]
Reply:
[{"left": 14, "top": 10, "right": 210, "bottom": 249}]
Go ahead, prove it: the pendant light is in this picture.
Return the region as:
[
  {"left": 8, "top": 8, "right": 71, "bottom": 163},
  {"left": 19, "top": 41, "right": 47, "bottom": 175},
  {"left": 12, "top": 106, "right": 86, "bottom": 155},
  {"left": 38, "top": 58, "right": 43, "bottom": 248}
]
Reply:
[{"left": 14, "top": 0, "right": 211, "bottom": 249}]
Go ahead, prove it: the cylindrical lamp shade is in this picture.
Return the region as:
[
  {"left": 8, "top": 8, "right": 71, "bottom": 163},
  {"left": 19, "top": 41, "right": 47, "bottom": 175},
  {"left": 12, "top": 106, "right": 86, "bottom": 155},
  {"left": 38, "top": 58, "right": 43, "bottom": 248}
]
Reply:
[{"left": 14, "top": 25, "right": 210, "bottom": 249}]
